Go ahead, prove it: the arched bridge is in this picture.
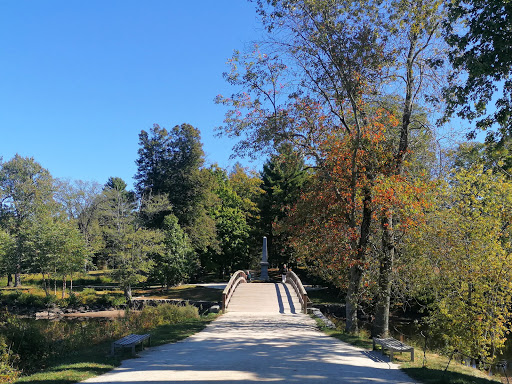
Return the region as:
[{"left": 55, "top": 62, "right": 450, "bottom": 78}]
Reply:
[{"left": 222, "top": 270, "right": 309, "bottom": 314}]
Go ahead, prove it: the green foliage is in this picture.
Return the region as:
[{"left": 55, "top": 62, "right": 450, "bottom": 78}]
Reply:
[
  {"left": 134, "top": 124, "right": 218, "bottom": 253},
  {"left": 54, "top": 179, "right": 104, "bottom": 257},
  {"left": 0, "top": 229, "right": 14, "bottom": 276},
  {"left": 444, "top": 0, "right": 512, "bottom": 137},
  {"left": 0, "top": 303, "right": 200, "bottom": 380},
  {"left": 0, "top": 155, "right": 57, "bottom": 284},
  {"left": 259, "top": 144, "right": 308, "bottom": 266},
  {"left": 0, "top": 290, "right": 46, "bottom": 309},
  {"left": 13, "top": 316, "right": 212, "bottom": 384},
  {"left": 204, "top": 166, "right": 260, "bottom": 276},
  {"left": 0, "top": 334, "right": 19, "bottom": 382},
  {"left": 98, "top": 178, "right": 163, "bottom": 302},
  {"left": 149, "top": 214, "right": 197, "bottom": 288},
  {"left": 24, "top": 213, "right": 87, "bottom": 294},
  {"left": 451, "top": 138, "right": 512, "bottom": 177},
  {"left": 124, "top": 303, "right": 199, "bottom": 330},
  {"left": 405, "top": 164, "right": 512, "bottom": 360}
]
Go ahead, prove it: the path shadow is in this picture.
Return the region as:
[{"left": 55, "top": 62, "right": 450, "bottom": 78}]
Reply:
[
  {"left": 282, "top": 283, "right": 297, "bottom": 314},
  {"left": 274, "top": 283, "right": 285, "bottom": 313}
]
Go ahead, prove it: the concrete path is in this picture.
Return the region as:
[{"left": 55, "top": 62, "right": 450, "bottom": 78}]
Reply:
[{"left": 83, "top": 283, "right": 416, "bottom": 384}]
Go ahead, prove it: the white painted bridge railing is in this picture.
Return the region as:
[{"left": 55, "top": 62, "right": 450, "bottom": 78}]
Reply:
[{"left": 222, "top": 270, "right": 247, "bottom": 311}]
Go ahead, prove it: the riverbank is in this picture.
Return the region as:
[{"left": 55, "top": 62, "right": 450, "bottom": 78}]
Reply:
[
  {"left": 0, "top": 303, "right": 213, "bottom": 383},
  {"left": 317, "top": 319, "right": 502, "bottom": 384}
]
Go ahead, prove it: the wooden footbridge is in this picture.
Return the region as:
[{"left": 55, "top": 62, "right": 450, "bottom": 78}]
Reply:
[{"left": 222, "top": 270, "right": 309, "bottom": 314}]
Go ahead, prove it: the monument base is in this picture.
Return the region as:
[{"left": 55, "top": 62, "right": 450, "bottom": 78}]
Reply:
[{"left": 260, "top": 261, "right": 269, "bottom": 281}]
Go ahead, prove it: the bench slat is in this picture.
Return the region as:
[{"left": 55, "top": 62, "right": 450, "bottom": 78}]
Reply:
[
  {"left": 373, "top": 337, "right": 414, "bottom": 362},
  {"left": 114, "top": 334, "right": 149, "bottom": 346},
  {"left": 111, "top": 334, "right": 151, "bottom": 356}
]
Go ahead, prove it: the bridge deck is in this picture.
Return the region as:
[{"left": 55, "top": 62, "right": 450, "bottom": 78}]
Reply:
[{"left": 226, "top": 282, "right": 301, "bottom": 313}]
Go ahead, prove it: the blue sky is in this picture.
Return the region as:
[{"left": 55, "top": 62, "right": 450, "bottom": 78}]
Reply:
[{"left": 0, "top": 1, "right": 264, "bottom": 188}]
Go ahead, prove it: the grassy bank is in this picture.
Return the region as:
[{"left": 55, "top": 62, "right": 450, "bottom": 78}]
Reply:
[
  {"left": 316, "top": 319, "right": 502, "bottom": 384},
  {"left": 13, "top": 316, "right": 215, "bottom": 384},
  {"left": 0, "top": 304, "right": 217, "bottom": 384}
]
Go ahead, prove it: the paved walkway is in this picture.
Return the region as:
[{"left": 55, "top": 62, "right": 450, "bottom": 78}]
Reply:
[{"left": 83, "top": 283, "right": 416, "bottom": 383}]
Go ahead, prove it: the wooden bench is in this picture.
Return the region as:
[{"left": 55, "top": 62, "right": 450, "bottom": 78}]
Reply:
[
  {"left": 373, "top": 337, "right": 414, "bottom": 362},
  {"left": 111, "top": 334, "right": 151, "bottom": 356}
]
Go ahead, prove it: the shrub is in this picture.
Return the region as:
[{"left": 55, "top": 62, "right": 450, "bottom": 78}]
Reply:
[
  {"left": 65, "top": 292, "right": 81, "bottom": 308},
  {"left": 157, "top": 303, "right": 199, "bottom": 324},
  {"left": 78, "top": 288, "right": 98, "bottom": 305},
  {"left": 0, "top": 334, "right": 19, "bottom": 383},
  {"left": 96, "top": 294, "right": 126, "bottom": 308},
  {"left": 0, "top": 303, "right": 200, "bottom": 377},
  {"left": 0, "top": 291, "right": 46, "bottom": 309}
]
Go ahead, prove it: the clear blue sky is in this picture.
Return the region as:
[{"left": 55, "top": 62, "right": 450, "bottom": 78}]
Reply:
[{"left": 0, "top": 1, "right": 264, "bottom": 188}]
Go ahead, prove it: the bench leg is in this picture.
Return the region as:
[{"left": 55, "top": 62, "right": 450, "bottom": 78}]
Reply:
[
  {"left": 390, "top": 350, "right": 394, "bottom": 362},
  {"left": 132, "top": 345, "right": 136, "bottom": 356},
  {"left": 411, "top": 349, "right": 414, "bottom": 362}
]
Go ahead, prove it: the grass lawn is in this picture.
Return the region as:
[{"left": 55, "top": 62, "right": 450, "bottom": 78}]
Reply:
[
  {"left": 135, "top": 285, "right": 223, "bottom": 302},
  {"left": 14, "top": 315, "right": 217, "bottom": 384},
  {"left": 399, "top": 354, "right": 501, "bottom": 384}
]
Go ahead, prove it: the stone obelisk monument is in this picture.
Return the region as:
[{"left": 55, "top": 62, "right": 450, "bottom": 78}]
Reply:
[{"left": 260, "top": 236, "right": 269, "bottom": 281}]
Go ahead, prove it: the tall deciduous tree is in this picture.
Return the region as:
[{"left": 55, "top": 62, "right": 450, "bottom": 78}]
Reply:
[
  {"left": 443, "top": 0, "right": 512, "bottom": 138},
  {"left": 54, "top": 179, "right": 103, "bottom": 260},
  {"left": 405, "top": 164, "right": 512, "bottom": 360},
  {"left": 205, "top": 166, "right": 253, "bottom": 277},
  {"left": 26, "top": 213, "right": 87, "bottom": 297},
  {"left": 98, "top": 177, "right": 162, "bottom": 303},
  {"left": 217, "top": 0, "right": 444, "bottom": 335},
  {"left": 0, "top": 229, "right": 14, "bottom": 282},
  {"left": 0, "top": 155, "right": 56, "bottom": 286}
]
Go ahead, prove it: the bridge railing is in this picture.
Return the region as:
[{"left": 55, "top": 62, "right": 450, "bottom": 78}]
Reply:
[
  {"left": 222, "top": 270, "right": 247, "bottom": 312},
  {"left": 286, "top": 270, "right": 309, "bottom": 314}
]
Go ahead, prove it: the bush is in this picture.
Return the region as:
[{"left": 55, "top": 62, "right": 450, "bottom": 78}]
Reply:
[
  {"left": 96, "top": 294, "right": 126, "bottom": 308},
  {"left": 0, "top": 302, "right": 201, "bottom": 377},
  {"left": 157, "top": 303, "right": 199, "bottom": 324},
  {"left": 0, "top": 291, "right": 46, "bottom": 309},
  {"left": 0, "top": 334, "right": 19, "bottom": 383},
  {"left": 65, "top": 292, "right": 81, "bottom": 308},
  {"left": 78, "top": 288, "right": 97, "bottom": 305}
]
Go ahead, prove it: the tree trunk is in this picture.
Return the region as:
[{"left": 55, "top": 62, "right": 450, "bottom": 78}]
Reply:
[
  {"left": 346, "top": 264, "right": 363, "bottom": 333},
  {"left": 14, "top": 271, "right": 21, "bottom": 287},
  {"left": 62, "top": 277, "right": 66, "bottom": 299},
  {"left": 373, "top": 214, "right": 394, "bottom": 337},
  {"left": 371, "top": 30, "right": 418, "bottom": 340},
  {"left": 70, "top": 275, "right": 73, "bottom": 293},
  {"left": 124, "top": 285, "right": 132, "bottom": 305},
  {"left": 7, "top": 274, "right": 12, "bottom": 287},
  {"left": 42, "top": 273, "right": 49, "bottom": 296},
  {"left": 345, "top": 186, "right": 373, "bottom": 334}
]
